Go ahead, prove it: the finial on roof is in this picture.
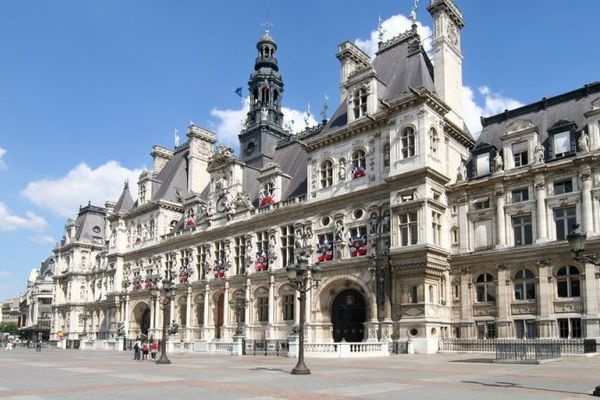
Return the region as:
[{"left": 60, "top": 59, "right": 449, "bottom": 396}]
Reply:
[
  {"left": 124, "top": 179, "right": 129, "bottom": 189},
  {"left": 377, "top": 16, "right": 385, "bottom": 43},
  {"left": 410, "top": 0, "right": 419, "bottom": 26},
  {"left": 261, "top": 9, "right": 273, "bottom": 35},
  {"left": 320, "top": 95, "right": 329, "bottom": 123},
  {"left": 304, "top": 102, "right": 311, "bottom": 127},
  {"left": 174, "top": 128, "right": 180, "bottom": 147}
]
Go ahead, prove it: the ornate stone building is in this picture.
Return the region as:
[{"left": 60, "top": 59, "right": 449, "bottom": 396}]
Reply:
[
  {"left": 19, "top": 257, "right": 54, "bottom": 340},
  {"left": 46, "top": 0, "right": 599, "bottom": 353}
]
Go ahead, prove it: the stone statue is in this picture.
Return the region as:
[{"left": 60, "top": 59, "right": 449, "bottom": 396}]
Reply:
[
  {"left": 224, "top": 242, "right": 232, "bottom": 264},
  {"left": 368, "top": 212, "right": 379, "bottom": 235},
  {"left": 261, "top": 107, "right": 268, "bottom": 121},
  {"left": 335, "top": 220, "right": 344, "bottom": 241},
  {"left": 338, "top": 160, "right": 347, "bottom": 181},
  {"left": 381, "top": 212, "right": 390, "bottom": 233},
  {"left": 578, "top": 131, "right": 590, "bottom": 153},
  {"left": 534, "top": 142, "right": 545, "bottom": 164},
  {"left": 493, "top": 152, "right": 503, "bottom": 172},
  {"left": 457, "top": 159, "right": 467, "bottom": 182}
]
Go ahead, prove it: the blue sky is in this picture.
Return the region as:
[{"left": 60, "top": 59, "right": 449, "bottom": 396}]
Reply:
[{"left": 0, "top": 0, "right": 598, "bottom": 301}]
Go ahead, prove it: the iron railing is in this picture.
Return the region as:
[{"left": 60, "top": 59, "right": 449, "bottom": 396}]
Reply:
[
  {"left": 242, "top": 339, "right": 288, "bottom": 356},
  {"left": 440, "top": 338, "right": 595, "bottom": 355}
]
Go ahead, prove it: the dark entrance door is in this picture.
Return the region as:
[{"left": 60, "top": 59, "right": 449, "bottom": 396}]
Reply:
[
  {"left": 140, "top": 308, "right": 150, "bottom": 337},
  {"left": 215, "top": 294, "right": 224, "bottom": 339},
  {"left": 331, "top": 289, "right": 366, "bottom": 342}
]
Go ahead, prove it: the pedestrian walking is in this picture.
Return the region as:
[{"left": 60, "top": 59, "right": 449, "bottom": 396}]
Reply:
[
  {"left": 142, "top": 341, "right": 149, "bottom": 360},
  {"left": 133, "top": 339, "right": 141, "bottom": 360},
  {"left": 36, "top": 339, "right": 42, "bottom": 352},
  {"left": 150, "top": 340, "right": 158, "bottom": 360}
]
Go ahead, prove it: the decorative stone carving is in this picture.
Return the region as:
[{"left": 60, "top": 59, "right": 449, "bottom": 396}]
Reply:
[
  {"left": 533, "top": 141, "right": 545, "bottom": 165},
  {"left": 578, "top": 130, "right": 590, "bottom": 153},
  {"left": 457, "top": 159, "right": 467, "bottom": 182}
]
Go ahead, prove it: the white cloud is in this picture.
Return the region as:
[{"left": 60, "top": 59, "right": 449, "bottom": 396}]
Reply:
[
  {"left": 0, "top": 146, "right": 6, "bottom": 170},
  {"left": 31, "top": 235, "right": 56, "bottom": 246},
  {"left": 0, "top": 202, "right": 48, "bottom": 232},
  {"left": 462, "top": 86, "right": 524, "bottom": 137},
  {"left": 354, "top": 14, "right": 433, "bottom": 58},
  {"left": 0, "top": 270, "right": 12, "bottom": 279},
  {"left": 22, "top": 161, "right": 143, "bottom": 218},
  {"left": 209, "top": 98, "right": 318, "bottom": 147}
]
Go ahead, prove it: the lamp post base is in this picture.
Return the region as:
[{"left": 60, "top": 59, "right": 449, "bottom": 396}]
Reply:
[
  {"left": 155, "top": 353, "right": 171, "bottom": 365},
  {"left": 291, "top": 361, "right": 311, "bottom": 375}
]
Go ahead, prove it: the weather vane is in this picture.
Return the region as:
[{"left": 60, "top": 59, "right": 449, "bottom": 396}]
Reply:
[
  {"left": 377, "top": 16, "right": 385, "bottom": 43},
  {"left": 261, "top": 9, "right": 273, "bottom": 34},
  {"left": 304, "top": 102, "right": 311, "bottom": 128},
  {"left": 320, "top": 95, "right": 329, "bottom": 122},
  {"left": 174, "top": 128, "right": 180, "bottom": 147}
]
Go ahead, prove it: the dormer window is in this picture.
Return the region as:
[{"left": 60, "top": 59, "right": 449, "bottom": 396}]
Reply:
[
  {"left": 352, "top": 88, "right": 368, "bottom": 119},
  {"left": 548, "top": 121, "right": 577, "bottom": 160},
  {"left": 553, "top": 131, "right": 571, "bottom": 158},
  {"left": 351, "top": 149, "right": 366, "bottom": 179},
  {"left": 475, "top": 153, "right": 490, "bottom": 176},
  {"left": 512, "top": 142, "right": 528, "bottom": 167}
]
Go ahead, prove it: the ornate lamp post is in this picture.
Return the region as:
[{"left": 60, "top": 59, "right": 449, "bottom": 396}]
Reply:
[
  {"left": 229, "top": 295, "right": 248, "bottom": 336},
  {"left": 152, "top": 278, "right": 175, "bottom": 365},
  {"left": 286, "top": 255, "right": 322, "bottom": 375},
  {"left": 567, "top": 224, "right": 600, "bottom": 397}
]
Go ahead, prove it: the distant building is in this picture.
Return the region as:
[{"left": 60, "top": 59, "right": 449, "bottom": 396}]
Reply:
[
  {"left": 19, "top": 258, "right": 54, "bottom": 340},
  {"left": 35, "top": 0, "right": 599, "bottom": 353}
]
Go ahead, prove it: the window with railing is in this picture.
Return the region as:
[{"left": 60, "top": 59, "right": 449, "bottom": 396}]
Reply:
[
  {"left": 320, "top": 160, "right": 333, "bottom": 188},
  {"left": 558, "top": 318, "right": 581, "bottom": 338}
]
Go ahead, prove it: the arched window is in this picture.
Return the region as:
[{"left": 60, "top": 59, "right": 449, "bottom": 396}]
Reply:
[
  {"left": 320, "top": 160, "right": 333, "bottom": 188},
  {"left": 401, "top": 127, "right": 416, "bottom": 158},
  {"left": 514, "top": 269, "right": 536, "bottom": 300},
  {"left": 556, "top": 266, "right": 580, "bottom": 298},
  {"left": 351, "top": 149, "right": 367, "bottom": 178},
  {"left": 439, "top": 277, "right": 446, "bottom": 304},
  {"left": 475, "top": 273, "right": 495, "bottom": 303},
  {"left": 352, "top": 88, "right": 368, "bottom": 119},
  {"left": 429, "top": 127, "right": 438, "bottom": 155}
]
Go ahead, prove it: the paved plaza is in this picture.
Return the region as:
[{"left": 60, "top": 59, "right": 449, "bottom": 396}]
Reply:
[{"left": 0, "top": 348, "right": 598, "bottom": 399}]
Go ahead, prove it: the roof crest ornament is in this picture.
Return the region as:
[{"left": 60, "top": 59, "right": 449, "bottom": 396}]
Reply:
[
  {"left": 261, "top": 9, "right": 273, "bottom": 35},
  {"left": 410, "top": 0, "right": 419, "bottom": 26},
  {"left": 377, "top": 16, "right": 385, "bottom": 44},
  {"left": 174, "top": 128, "right": 180, "bottom": 148}
]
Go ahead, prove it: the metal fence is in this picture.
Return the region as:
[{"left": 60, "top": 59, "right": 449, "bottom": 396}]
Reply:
[
  {"left": 388, "top": 340, "right": 409, "bottom": 355},
  {"left": 496, "top": 342, "right": 561, "bottom": 360},
  {"left": 242, "top": 339, "right": 288, "bottom": 356},
  {"left": 440, "top": 338, "right": 595, "bottom": 355}
]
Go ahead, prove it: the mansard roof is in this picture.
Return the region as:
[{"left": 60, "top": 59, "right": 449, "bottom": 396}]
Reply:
[
  {"left": 476, "top": 82, "right": 600, "bottom": 151},
  {"left": 73, "top": 204, "right": 106, "bottom": 244},
  {"left": 272, "top": 140, "right": 307, "bottom": 201},
  {"left": 151, "top": 144, "right": 189, "bottom": 203}
]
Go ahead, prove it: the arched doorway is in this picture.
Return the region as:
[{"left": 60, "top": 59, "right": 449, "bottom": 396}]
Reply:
[
  {"left": 215, "top": 293, "right": 224, "bottom": 339},
  {"left": 331, "top": 289, "right": 366, "bottom": 342},
  {"left": 140, "top": 308, "right": 150, "bottom": 337}
]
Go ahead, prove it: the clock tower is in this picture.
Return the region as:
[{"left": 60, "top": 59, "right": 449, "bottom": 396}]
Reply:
[
  {"left": 428, "top": 0, "right": 465, "bottom": 130},
  {"left": 239, "top": 28, "right": 290, "bottom": 168}
]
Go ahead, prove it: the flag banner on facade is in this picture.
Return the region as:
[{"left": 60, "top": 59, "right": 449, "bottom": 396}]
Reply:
[
  {"left": 234, "top": 87, "right": 243, "bottom": 97},
  {"left": 185, "top": 217, "right": 196, "bottom": 229},
  {"left": 259, "top": 187, "right": 276, "bottom": 208},
  {"left": 132, "top": 275, "right": 143, "bottom": 291},
  {"left": 255, "top": 250, "right": 268, "bottom": 271},
  {"left": 349, "top": 235, "right": 368, "bottom": 257},
  {"left": 351, "top": 166, "right": 366, "bottom": 179},
  {"left": 316, "top": 240, "right": 333, "bottom": 264},
  {"left": 213, "top": 260, "right": 225, "bottom": 278}
]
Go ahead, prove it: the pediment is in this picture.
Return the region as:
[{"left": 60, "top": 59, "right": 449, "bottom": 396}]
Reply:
[{"left": 505, "top": 119, "right": 535, "bottom": 135}]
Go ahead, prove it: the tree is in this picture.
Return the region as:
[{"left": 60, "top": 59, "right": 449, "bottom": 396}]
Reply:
[{"left": 0, "top": 322, "right": 18, "bottom": 335}]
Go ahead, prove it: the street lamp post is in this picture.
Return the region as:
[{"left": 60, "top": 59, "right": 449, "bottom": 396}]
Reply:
[
  {"left": 286, "top": 255, "right": 322, "bottom": 375},
  {"left": 229, "top": 295, "right": 248, "bottom": 336},
  {"left": 566, "top": 224, "right": 600, "bottom": 397},
  {"left": 153, "top": 278, "right": 175, "bottom": 365}
]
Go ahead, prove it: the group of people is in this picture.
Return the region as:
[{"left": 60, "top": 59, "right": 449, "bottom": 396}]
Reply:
[{"left": 133, "top": 339, "right": 158, "bottom": 361}]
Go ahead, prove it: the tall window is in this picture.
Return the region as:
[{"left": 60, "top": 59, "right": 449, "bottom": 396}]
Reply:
[
  {"left": 196, "top": 246, "right": 207, "bottom": 279},
  {"left": 383, "top": 143, "right": 390, "bottom": 167},
  {"left": 514, "top": 320, "right": 537, "bottom": 339},
  {"left": 399, "top": 212, "right": 418, "bottom": 246},
  {"left": 280, "top": 225, "right": 295, "bottom": 267},
  {"left": 215, "top": 241, "right": 225, "bottom": 263},
  {"left": 411, "top": 286, "right": 418, "bottom": 303},
  {"left": 351, "top": 149, "right": 366, "bottom": 179},
  {"left": 552, "top": 131, "right": 573, "bottom": 158},
  {"left": 283, "top": 294, "right": 295, "bottom": 321},
  {"left": 320, "top": 160, "right": 333, "bottom": 188},
  {"left": 473, "top": 197, "right": 490, "bottom": 210},
  {"left": 432, "top": 211, "right": 442, "bottom": 245},
  {"left": 401, "top": 127, "right": 416, "bottom": 158},
  {"left": 234, "top": 236, "right": 246, "bottom": 275},
  {"left": 475, "top": 273, "right": 495, "bottom": 303},
  {"left": 476, "top": 153, "right": 490, "bottom": 176},
  {"left": 558, "top": 318, "right": 581, "bottom": 338},
  {"left": 476, "top": 321, "right": 496, "bottom": 339},
  {"left": 257, "top": 296, "right": 269, "bottom": 322},
  {"left": 514, "top": 269, "right": 535, "bottom": 300},
  {"left": 554, "top": 207, "right": 576, "bottom": 240},
  {"left": 352, "top": 88, "right": 368, "bottom": 119},
  {"left": 512, "top": 214, "right": 533, "bottom": 246},
  {"left": 556, "top": 266, "right": 580, "bottom": 298},
  {"left": 139, "top": 185, "right": 146, "bottom": 204},
  {"left": 512, "top": 142, "right": 528, "bottom": 167}
]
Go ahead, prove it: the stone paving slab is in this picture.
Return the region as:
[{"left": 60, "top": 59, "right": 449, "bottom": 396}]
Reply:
[{"left": 0, "top": 347, "right": 598, "bottom": 399}]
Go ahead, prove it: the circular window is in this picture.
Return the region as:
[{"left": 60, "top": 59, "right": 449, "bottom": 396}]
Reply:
[
  {"left": 245, "top": 141, "right": 256, "bottom": 156},
  {"left": 92, "top": 226, "right": 101, "bottom": 233},
  {"left": 321, "top": 216, "right": 331, "bottom": 226},
  {"left": 353, "top": 209, "right": 363, "bottom": 219},
  {"left": 431, "top": 327, "right": 437, "bottom": 335},
  {"left": 409, "top": 328, "right": 419, "bottom": 337}
]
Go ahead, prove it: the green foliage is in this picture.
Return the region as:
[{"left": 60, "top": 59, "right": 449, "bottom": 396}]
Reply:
[{"left": 0, "top": 322, "right": 18, "bottom": 334}]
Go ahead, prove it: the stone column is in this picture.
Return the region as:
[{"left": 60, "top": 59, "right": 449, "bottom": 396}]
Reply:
[
  {"left": 203, "top": 284, "right": 210, "bottom": 339},
  {"left": 536, "top": 259, "right": 554, "bottom": 338},
  {"left": 534, "top": 175, "right": 548, "bottom": 243},
  {"left": 459, "top": 268, "right": 473, "bottom": 337},
  {"left": 186, "top": 286, "right": 192, "bottom": 328},
  {"left": 245, "top": 278, "right": 251, "bottom": 330},
  {"left": 223, "top": 280, "right": 230, "bottom": 339},
  {"left": 495, "top": 185, "right": 506, "bottom": 248},
  {"left": 580, "top": 167, "right": 594, "bottom": 236},
  {"left": 495, "top": 265, "right": 511, "bottom": 338},
  {"left": 457, "top": 194, "right": 470, "bottom": 252},
  {"left": 583, "top": 261, "right": 600, "bottom": 339},
  {"left": 268, "top": 274, "right": 275, "bottom": 325}
]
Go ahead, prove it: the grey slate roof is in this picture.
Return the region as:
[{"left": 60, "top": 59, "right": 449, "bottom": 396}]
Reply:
[
  {"left": 476, "top": 82, "right": 600, "bottom": 152},
  {"left": 272, "top": 140, "right": 307, "bottom": 201},
  {"left": 74, "top": 204, "right": 106, "bottom": 244},
  {"left": 151, "top": 145, "right": 189, "bottom": 203},
  {"left": 114, "top": 184, "right": 134, "bottom": 214},
  {"left": 323, "top": 29, "right": 434, "bottom": 134}
]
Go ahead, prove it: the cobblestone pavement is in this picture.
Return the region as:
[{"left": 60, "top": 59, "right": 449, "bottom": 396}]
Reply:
[{"left": 0, "top": 347, "right": 598, "bottom": 399}]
